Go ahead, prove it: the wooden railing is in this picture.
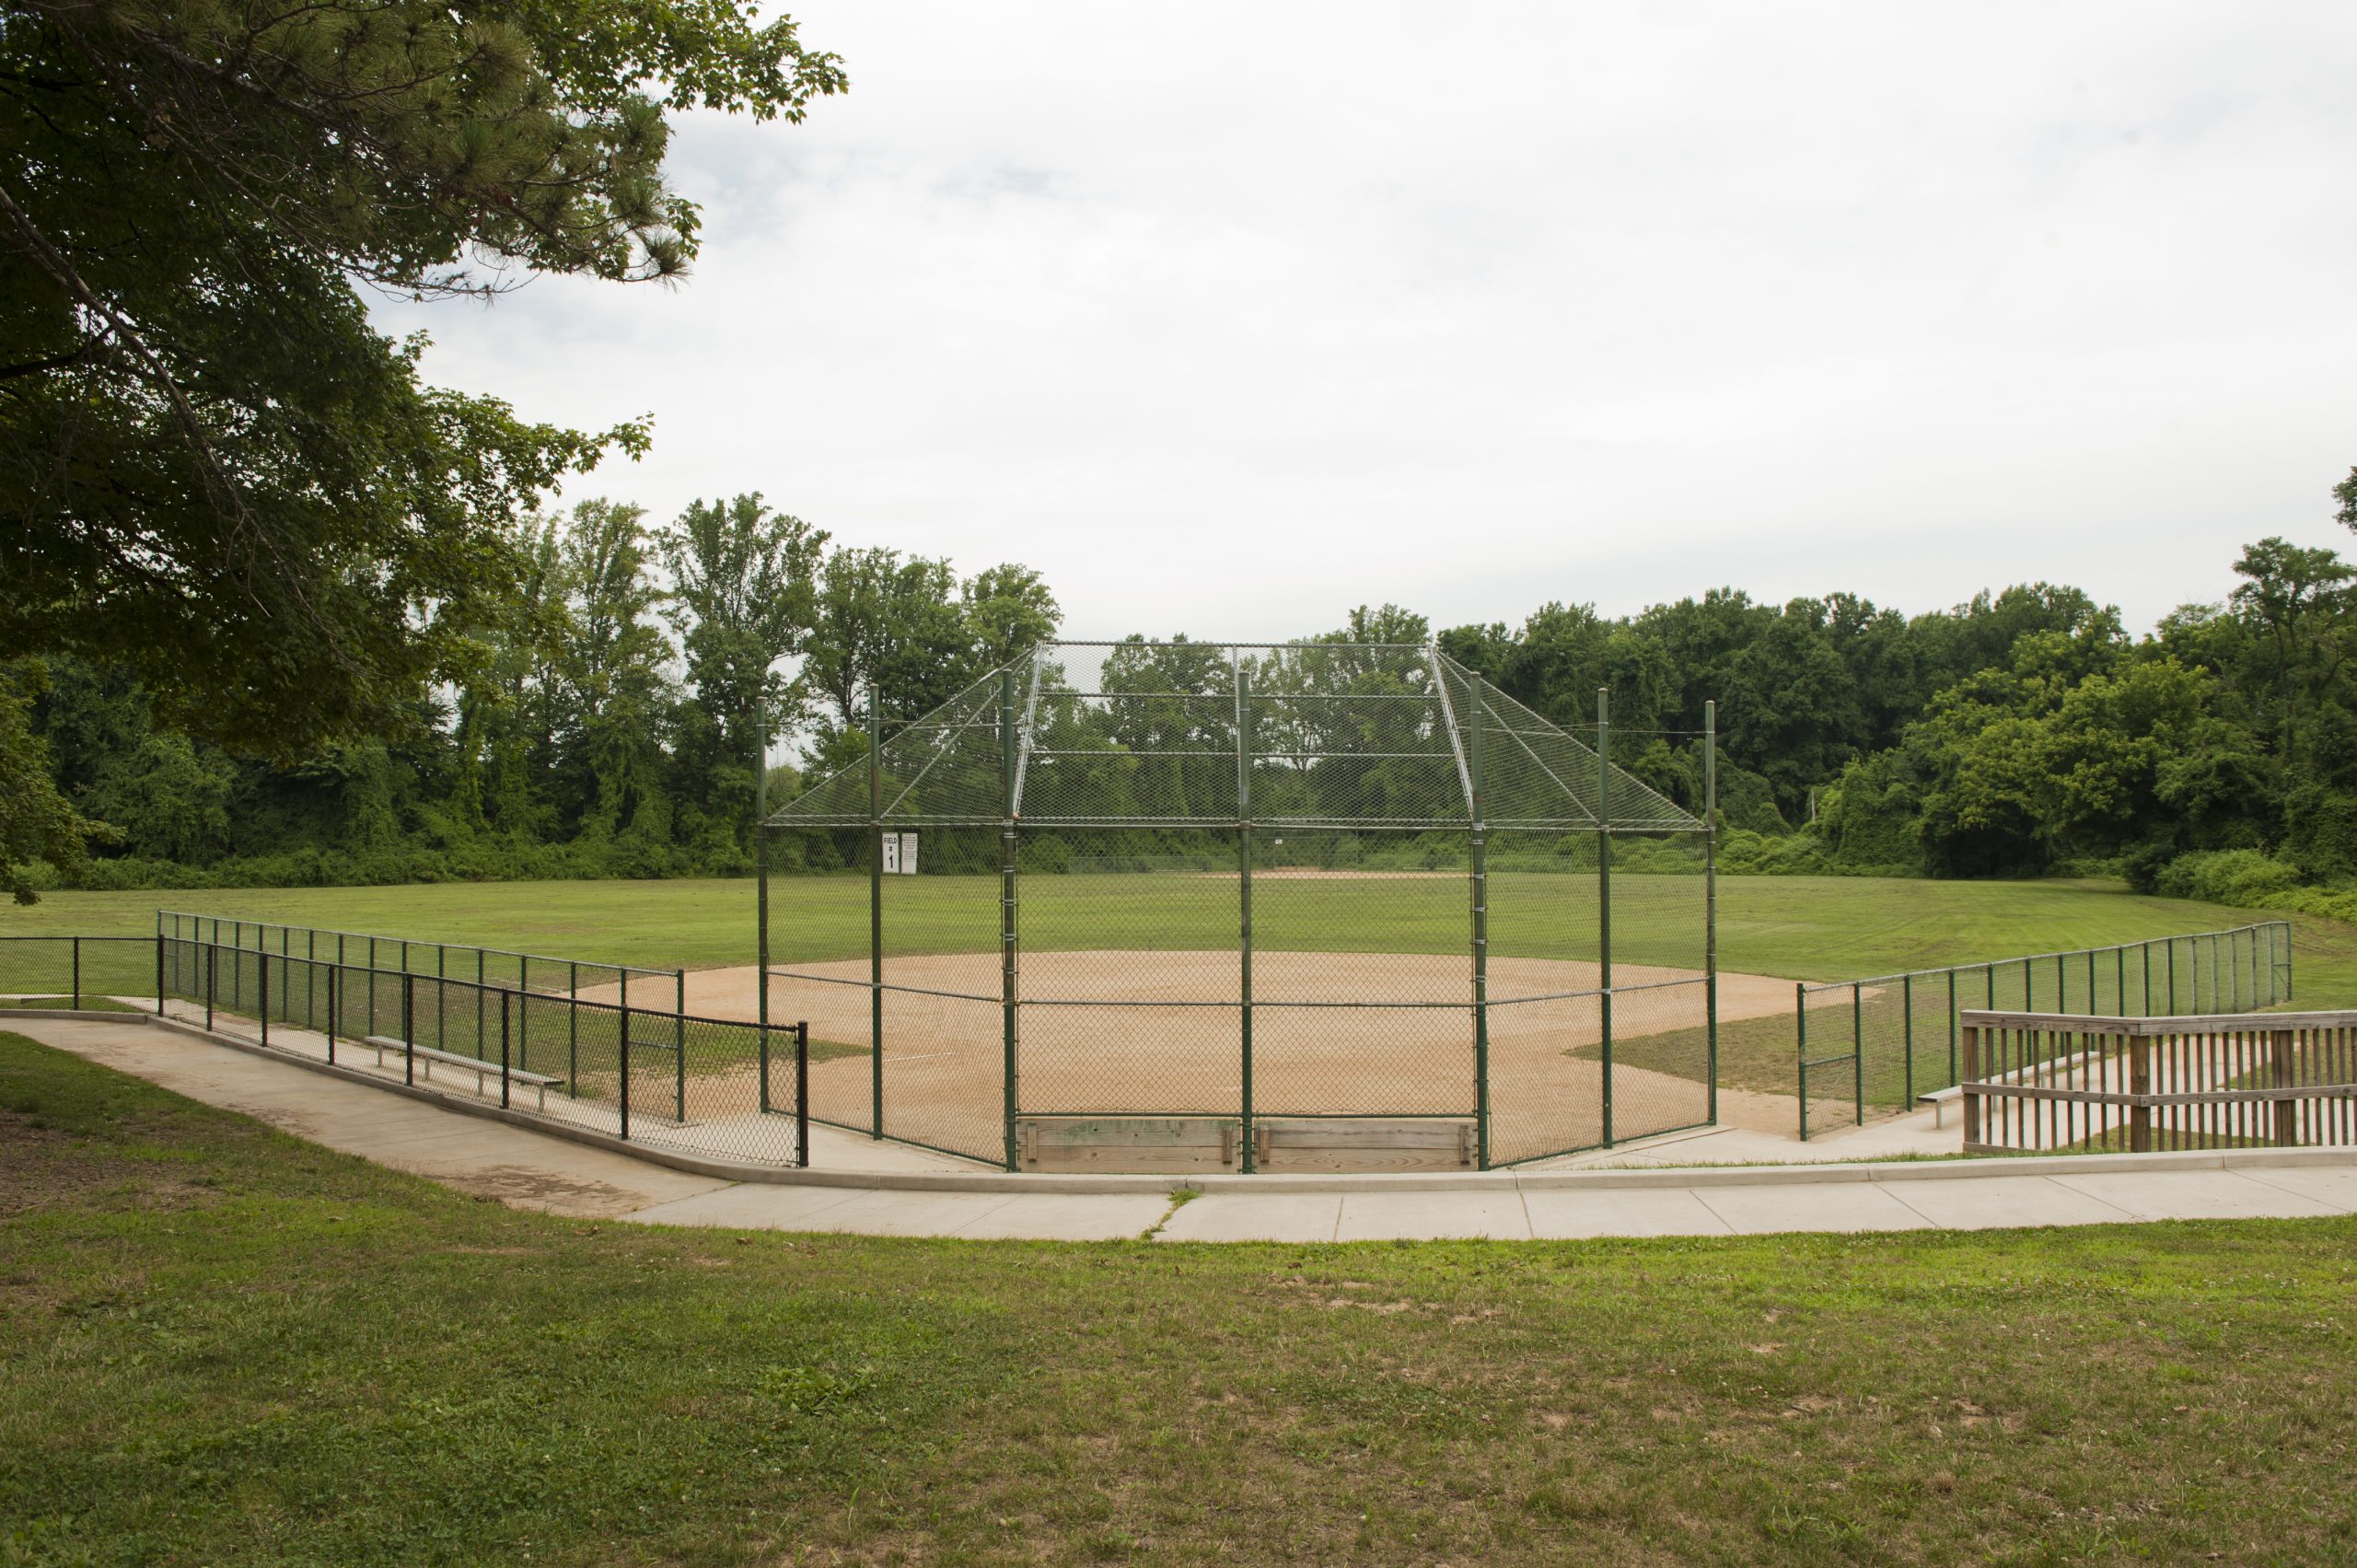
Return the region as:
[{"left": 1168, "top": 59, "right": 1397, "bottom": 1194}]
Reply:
[{"left": 1959, "top": 1010, "right": 2357, "bottom": 1154}]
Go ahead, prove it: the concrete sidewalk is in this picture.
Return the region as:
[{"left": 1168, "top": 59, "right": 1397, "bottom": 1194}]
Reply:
[{"left": 9, "top": 1013, "right": 2356, "bottom": 1243}]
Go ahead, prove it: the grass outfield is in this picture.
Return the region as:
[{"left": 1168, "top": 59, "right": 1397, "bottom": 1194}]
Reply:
[
  {"left": 4, "top": 1032, "right": 2355, "bottom": 1565},
  {"left": 5, "top": 874, "right": 2352, "bottom": 995}
]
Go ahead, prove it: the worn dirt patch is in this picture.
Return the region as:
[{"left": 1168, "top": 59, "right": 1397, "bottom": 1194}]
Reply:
[
  {"left": 428, "top": 1163, "right": 662, "bottom": 1218},
  {"left": 0, "top": 1109, "right": 222, "bottom": 1216}
]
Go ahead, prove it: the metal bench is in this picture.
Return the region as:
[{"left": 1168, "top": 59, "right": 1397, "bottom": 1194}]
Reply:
[
  {"left": 1918, "top": 1085, "right": 1963, "bottom": 1129},
  {"left": 363, "top": 1035, "right": 564, "bottom": 1109}
]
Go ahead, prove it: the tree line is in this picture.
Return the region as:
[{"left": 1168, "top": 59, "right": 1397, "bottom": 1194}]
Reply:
[
  {"left": 11, "top": 493, "right": 2357, "bottom": 905},
  {"left": 2, "top": 495, "right": 1054, "bottom": 895}
]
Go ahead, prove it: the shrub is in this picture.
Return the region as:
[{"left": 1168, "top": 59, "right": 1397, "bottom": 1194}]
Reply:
[{"left": 2150, "top": 848, "right": 2304, "bottom": 907}]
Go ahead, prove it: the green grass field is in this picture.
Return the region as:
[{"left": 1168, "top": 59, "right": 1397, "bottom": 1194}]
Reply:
[
  {"left": 6, "top": 873, "right": 2351, "bottom": 995},
  {"left": 5, "top": 1030, "right": 2355, "bottom": 1565}
]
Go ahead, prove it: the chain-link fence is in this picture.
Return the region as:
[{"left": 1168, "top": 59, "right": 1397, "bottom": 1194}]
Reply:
[
  {"left": 153, "top": 934, "right": 810, "bottom": 1166},
  {"left": 0, "top": 935, "right": 160, "bottom": 1007},
  {"left": 1794, "top": 921, "right": 2295, "bottom": 1138},
  {"left": 761, "top": 641, "right": 1722, "bottom": 1172}
]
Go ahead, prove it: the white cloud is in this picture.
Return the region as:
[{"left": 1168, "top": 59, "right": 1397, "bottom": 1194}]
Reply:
[{"left": 380, "top": 0, "right": 2357, "bottom": 639}]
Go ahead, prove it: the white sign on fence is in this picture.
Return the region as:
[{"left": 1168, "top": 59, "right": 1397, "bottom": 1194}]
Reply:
[
  {"left": 899, "top": 831, "right": 919, "bottom": 875},
  {"left": 880, "top": 831, "right": 900, "bottom": 875},
  {"left": 879, "top": 830, "right": 920, "bottom": 875}
]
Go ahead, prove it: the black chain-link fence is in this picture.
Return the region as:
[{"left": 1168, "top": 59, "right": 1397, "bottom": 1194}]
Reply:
[
  {"left": 157, "top": 912, "right": 679, "bottom": 1012},
  {"left": 0, "top": 935, "right": 158, "bottom": 1006},
  {"left": 152, "top": 935, "right": 810, "bottom": 1166}
]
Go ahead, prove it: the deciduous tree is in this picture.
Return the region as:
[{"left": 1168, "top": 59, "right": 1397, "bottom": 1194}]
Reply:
[{"left": 0, "top": 0, "right": 842, "bottom": 750}]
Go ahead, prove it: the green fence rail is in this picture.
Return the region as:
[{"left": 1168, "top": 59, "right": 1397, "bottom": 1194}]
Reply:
[{"left": 1795, "top": 921, "right": 2295, "bottom": 1139}]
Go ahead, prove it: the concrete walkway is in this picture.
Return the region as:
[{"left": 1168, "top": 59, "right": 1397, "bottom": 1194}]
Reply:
[{"left": 9, "top": 1013, "right": 2356, "bottom": 1243}]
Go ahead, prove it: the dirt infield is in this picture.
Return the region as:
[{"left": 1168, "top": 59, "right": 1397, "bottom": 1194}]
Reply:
[{"left": 583, "top": 954, "right": 1842, "bottom": 1159}]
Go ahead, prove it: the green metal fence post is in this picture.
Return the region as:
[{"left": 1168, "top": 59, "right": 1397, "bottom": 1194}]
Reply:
[
  {"left": 1596, "top": 687, "right": 1613, "bottom": 1149},
  {"left": 1946, "top": 968, "right": 1958, "bottom": 1086},
  {"left": 154, "top": 912, "right": 164, "bottom": 1017},
  {"left": 1902, "top": 971, "right": 1913, "bottom": 1108},
  {"left": 2285, "top": 921, "right": 2295, "bottom": 1001},
  {"left": 259, "top": 950, "right": 268, "bottom": 1049},
  {"left": 71, "top": 935, "right": 79, "bottom": 1011},
  {"left": 675, "top": 969, "right": 686, "bottom": 1124},
  {"left": 401, "top": 974, "right": 414, "bottom": 1086},
  {"left": 1236, "top": 663, "right": 1256, "bottom": 1173},
  {"left": 2167, "top": 939, "right": 2177, "bottom": 1014},
  {"left": 205, "top": 942, "right": 215, "bottom": 1033},
  {"left": 1795, "top": 981, "right": 1809, "bottom": 1142},
  {"left": 620, "top": 1004, "right": 632, "bottom": 1141},
  {"left": 1704, "top": 699, "right": 1719, "bottom": 1127},
  {"left": 1851, "top": 980, "right": 1864, "bottom": 1124},
  {"left": 1469, "top": 675, "right": 1490, "bottom": 1167},
  {"left": 869, "top": 684, "right": 885, "bottom": 1141},
  {"left": 1004, "top": 666, "right": 1023, "bottom": 1173},
  {"left": 569, "top": 961, "right": 579, "bottom": 1098},
  {"left": 500, "top": 989, "right": 512, "bottom": 1109},
  {"left": 796, "top": 1020, "right": 811, "bottom": 1168}
]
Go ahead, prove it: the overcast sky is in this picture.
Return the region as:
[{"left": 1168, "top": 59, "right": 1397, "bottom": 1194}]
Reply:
[{"left": 383, "top": 1, "right": 2357, "bottom": 643}]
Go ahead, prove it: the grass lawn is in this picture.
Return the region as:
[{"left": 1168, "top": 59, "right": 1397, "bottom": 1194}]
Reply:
[
  {"left": 6, "top": 874, "right": 2352, "bottom": 996},
  {"left": 4, "top": 1031, "right": 2355, "bottom": 1565}
]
